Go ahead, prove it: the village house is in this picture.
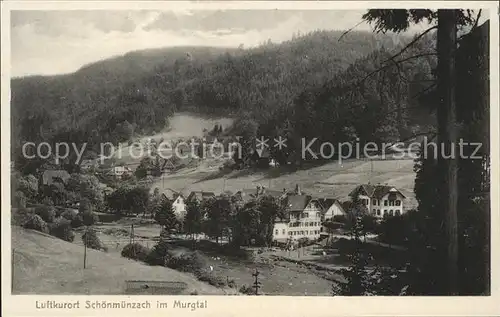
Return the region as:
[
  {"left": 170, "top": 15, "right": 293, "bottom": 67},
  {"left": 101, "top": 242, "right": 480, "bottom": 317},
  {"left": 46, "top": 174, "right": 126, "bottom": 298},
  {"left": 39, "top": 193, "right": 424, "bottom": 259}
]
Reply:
[
  {"left": 283, "top": 194, "right": 324, "bottom": 241},
  {"left": 186, "top": 191, "right": 216, "bottom": 204},
  {"left": 271, "top": 185, "right": 323, "bottom": 242},
  {"left": 349, "top": 183, "right": 406, "bottom": 218},
  {"left": 40, "top": 170, "right": 70, "bottom": 187},
  {"left": 235, "top": 185, "right": 287, "bottom": 203},
  {"left": 162, "top": 189, "right": 186, "bottom": 220},
  {"left": 80, "top": 159, "right": 99, "bottom": 172},
  {"left": 108, "top": 165, "right": 132, "bottom": 178},
  {"left": 317, "top": 198, "right": 346, "bottom": 220}
]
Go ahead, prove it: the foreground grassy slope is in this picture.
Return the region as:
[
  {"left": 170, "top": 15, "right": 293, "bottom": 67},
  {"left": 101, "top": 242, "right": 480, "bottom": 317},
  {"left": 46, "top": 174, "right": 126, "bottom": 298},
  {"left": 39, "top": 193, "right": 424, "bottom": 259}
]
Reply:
[{"left": 11, "top": 226, "right": 236, "bottom": 295}]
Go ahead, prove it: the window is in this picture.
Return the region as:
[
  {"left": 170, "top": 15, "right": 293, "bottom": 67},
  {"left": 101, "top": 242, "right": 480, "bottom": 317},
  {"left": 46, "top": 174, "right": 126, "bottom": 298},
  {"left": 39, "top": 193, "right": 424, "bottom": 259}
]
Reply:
[
  {"left": 305, "top": 231, "right": 309, "bottom": 235},
  {"left": 289, "top": 232, "right": 292, "bottom": 235},
  {"left": 320, "top": 227, "right": 323, "bottom": 232},
  {"left": 395, "top": 210, "right": 401, "bottom": 216},
  {"left": 389, "top": 210, "right": 394, "bottom": 216},
  {"left": 384, "top": 200, "right": 388, "bottom": 206},
  {"left": 304, "top": 212, "right": 309, "bottom": 218},
  {"left": 396, "top": 200, "right": 401, "bottom": 206},
  {"left": 275, "top": 230, "right": 278, "bottom": 235},
  {"left": 301, "top": 231, "right": 304, "bottom": 235},
  {"left": 372, "top": 209, "right": 376, "bottom": 214},
  {"left": 305, "top": 222, "right": 309, "bottom": 227},
  {"left": 383, "top": 210, "right": 388, "bottom": 217},
  {"left": 316, "top": 212, "right": 320, "bottom": 218},
  {"left": 377, "top": 209, "right": 381, "bottom": 216}
]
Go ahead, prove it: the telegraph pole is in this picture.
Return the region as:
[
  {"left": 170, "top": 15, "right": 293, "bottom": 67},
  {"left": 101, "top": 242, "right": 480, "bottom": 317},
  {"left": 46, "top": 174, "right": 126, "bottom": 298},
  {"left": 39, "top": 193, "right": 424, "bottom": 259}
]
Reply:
[
  {"left": 130, "top": 224, "right": 135, "bottom": 244},
  {"left": 252, "top": 269, "right": 262, "bottom": 295},
  {"left": 83, "top": 226, "right": 88, "bottom": 269}
]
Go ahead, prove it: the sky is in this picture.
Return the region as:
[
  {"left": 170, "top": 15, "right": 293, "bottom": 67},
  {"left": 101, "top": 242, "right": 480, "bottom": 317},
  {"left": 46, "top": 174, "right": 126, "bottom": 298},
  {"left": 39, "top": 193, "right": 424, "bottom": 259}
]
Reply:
[{"left": 11, "top": 9, "right": 432, "bottom": 78}]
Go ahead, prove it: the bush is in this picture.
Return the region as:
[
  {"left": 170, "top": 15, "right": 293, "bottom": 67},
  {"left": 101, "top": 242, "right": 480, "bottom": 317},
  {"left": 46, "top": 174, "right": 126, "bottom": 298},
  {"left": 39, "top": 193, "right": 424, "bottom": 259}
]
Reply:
[
  {"left": 82, "top": 228, "right": 107, "bottom": 252},
  {"left": 41, "top": 197, "right": 54, "bottom": 206},
  {"left": 61, "top": 209, "right": 79, "bottom": 221},
  {"left": 145, "top": 240, "right": 171, "bottom": 266},
  {"left": 166, "top": 251, "right": 207, "bottom": 273},
  {"left": 49, "top": 219, "right": 75, "bottom": 242},
  {"left": 227, "top": 278, "right": 236, "bottom": 288},
  {"left": 121, "top": 243, "right": 150, "bottom": 262},
  {"left": 332, "top": 215, "right": 347, "bottom": 223},
  {"left": 239, "top": 284, "right": 254, "bottom": 295},
  {"left": 81, "top": 211, "right": 99, "bottom": 226},
  {"left": 34, "top": 206, "right": 56, "bottom": 223},
  {"left": 23, "top": 215, "right": 49, "bottom": 234},
  {"left": 70, "top": 215, "right": 84, "bottom": 228},
  {"left": 195, "top": 270, "right": 226, "bottom": 287},
  {"left": 13, "top": 191, "right": 27, "bottom": 208}
]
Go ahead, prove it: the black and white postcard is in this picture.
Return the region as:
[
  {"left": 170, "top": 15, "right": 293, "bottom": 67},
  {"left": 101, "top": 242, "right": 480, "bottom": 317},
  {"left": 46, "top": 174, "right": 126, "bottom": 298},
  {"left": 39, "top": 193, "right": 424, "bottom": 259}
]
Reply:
[{"left": 2, "top": 1, "right": 499, "bottom": 316}]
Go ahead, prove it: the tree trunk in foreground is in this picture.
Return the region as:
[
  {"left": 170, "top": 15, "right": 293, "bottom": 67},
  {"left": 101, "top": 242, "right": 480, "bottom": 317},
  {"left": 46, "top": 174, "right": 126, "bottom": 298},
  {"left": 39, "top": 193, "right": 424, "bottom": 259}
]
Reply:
[{"left": 437, "top": 9, "right": 459, "bottom": 295}]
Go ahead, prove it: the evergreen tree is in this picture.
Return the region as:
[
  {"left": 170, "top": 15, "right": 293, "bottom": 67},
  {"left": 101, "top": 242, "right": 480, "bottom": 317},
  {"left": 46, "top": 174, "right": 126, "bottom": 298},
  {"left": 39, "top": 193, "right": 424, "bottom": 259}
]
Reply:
[
  {"left": 333, "top": 192, "right": 370, "bottom": 295},
  {"left": 184, "top": 199, "right": 203, "bottom": 247},
  {"left": 154, "top": 197, "right": 178, "bottom": 233}
]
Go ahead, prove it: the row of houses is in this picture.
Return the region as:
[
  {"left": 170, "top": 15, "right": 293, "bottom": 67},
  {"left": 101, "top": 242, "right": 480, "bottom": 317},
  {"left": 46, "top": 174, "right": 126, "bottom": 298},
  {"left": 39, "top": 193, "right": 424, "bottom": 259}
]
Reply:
[{"left": 160, "top": 183, "right": 407, "bottom": 243}]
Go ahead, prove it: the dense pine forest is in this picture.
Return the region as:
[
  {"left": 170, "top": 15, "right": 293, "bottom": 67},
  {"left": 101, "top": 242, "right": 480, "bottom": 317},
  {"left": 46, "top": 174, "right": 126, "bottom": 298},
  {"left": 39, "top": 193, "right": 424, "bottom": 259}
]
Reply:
[{"left": 11, "top": 29, "right": 436, "bottom": 169}]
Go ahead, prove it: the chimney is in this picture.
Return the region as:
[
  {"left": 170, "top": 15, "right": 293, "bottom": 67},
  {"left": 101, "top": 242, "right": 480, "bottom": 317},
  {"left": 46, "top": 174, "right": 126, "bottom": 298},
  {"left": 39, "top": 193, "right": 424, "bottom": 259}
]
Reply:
[{"left": 295, "top": 184, "right": 301, "bottom": 195}]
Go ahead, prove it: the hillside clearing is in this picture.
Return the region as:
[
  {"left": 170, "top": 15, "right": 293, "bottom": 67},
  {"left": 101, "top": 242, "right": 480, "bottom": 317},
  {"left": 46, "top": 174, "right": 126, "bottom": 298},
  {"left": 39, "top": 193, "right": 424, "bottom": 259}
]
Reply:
[{"left": 152, "top": 157, "right": 418, "bottom": 209}]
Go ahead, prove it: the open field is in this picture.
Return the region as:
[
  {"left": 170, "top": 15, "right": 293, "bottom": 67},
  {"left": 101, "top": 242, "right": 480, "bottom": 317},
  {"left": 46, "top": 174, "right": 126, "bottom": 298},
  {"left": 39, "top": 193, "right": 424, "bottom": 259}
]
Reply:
[{"left": 152, "top": 157, "right": 418, "bottom": 209}]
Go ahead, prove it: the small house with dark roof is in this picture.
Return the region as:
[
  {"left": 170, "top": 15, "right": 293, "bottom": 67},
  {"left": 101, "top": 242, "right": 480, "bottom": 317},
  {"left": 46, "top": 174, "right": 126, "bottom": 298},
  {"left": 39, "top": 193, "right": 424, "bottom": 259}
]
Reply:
[
  {"left": 162, "top": 189, "right": 186, "bottom": 220},
  {"left": 349, "top": 183, "right": 406, "bottom": 218},
  {"left": 186, "top": 191, "right": 216, "bottom": 203},
  {"left": 250, "top": 147, "right": 271, "bottom": 168},
  {"left": 235, "top": 185, "right": 288, "bottom": 204},
  {"left": 40, "top": 170, "right": 70, "bottom": 187},
  {"left": 317, "top": 198, "right": 346, "bottom": 220}
]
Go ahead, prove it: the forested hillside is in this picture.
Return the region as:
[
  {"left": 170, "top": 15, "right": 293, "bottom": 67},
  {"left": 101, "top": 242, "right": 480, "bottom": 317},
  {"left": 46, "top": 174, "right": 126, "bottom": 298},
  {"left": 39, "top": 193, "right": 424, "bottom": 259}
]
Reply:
[{"left": 11, "top": 29, "right": 436, "bottom": 170}]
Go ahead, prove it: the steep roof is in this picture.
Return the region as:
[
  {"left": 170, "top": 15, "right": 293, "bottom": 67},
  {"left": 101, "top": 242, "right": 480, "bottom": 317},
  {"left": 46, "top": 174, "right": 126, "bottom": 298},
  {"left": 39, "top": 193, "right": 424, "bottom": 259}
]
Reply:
[
  {"left": 349, "top": 184, "right": 406, "bottom": 199},
  {"left": 286, "top": 195, "right": 311, "bottom": 212},
  {"left": 162, "top": 188, "right": 182, "bottom": 201},
  {"left": 317, "top": 198, "right": 340, "bottom": 211},
  {"left": 236, "top": 188, "right": 286, "bottom": 203},
  {"left": 187, "top": 191, "right": 215, "bottom": 201}
]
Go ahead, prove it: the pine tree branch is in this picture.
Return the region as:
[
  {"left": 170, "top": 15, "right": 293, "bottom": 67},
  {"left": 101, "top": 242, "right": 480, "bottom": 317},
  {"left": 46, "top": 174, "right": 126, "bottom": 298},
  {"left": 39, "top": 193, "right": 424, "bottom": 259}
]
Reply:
[
  {"left": 353, "top": 52, "right": 436, "bottom": 88},
  {"left": 472, "top": 9, "right": 482, "bottom": 29},
  {"left": 394, "top": 52, "right": 437, "bottom": 64},
  {"left": 409, "top": 82, "right": 437, "bottom": 100},
  {"left": 338, "top": 20, "right": 366, "bottom": 42},
  {"left": 385, "top": 25, "right": 438, "bottom": 63}
]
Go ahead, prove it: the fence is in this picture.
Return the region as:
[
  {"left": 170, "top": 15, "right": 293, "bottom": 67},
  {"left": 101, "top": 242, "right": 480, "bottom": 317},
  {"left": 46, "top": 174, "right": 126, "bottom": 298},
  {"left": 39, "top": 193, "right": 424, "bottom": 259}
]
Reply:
[{"left": 125, "top": 280, "right": 188, "bottom": 295}]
